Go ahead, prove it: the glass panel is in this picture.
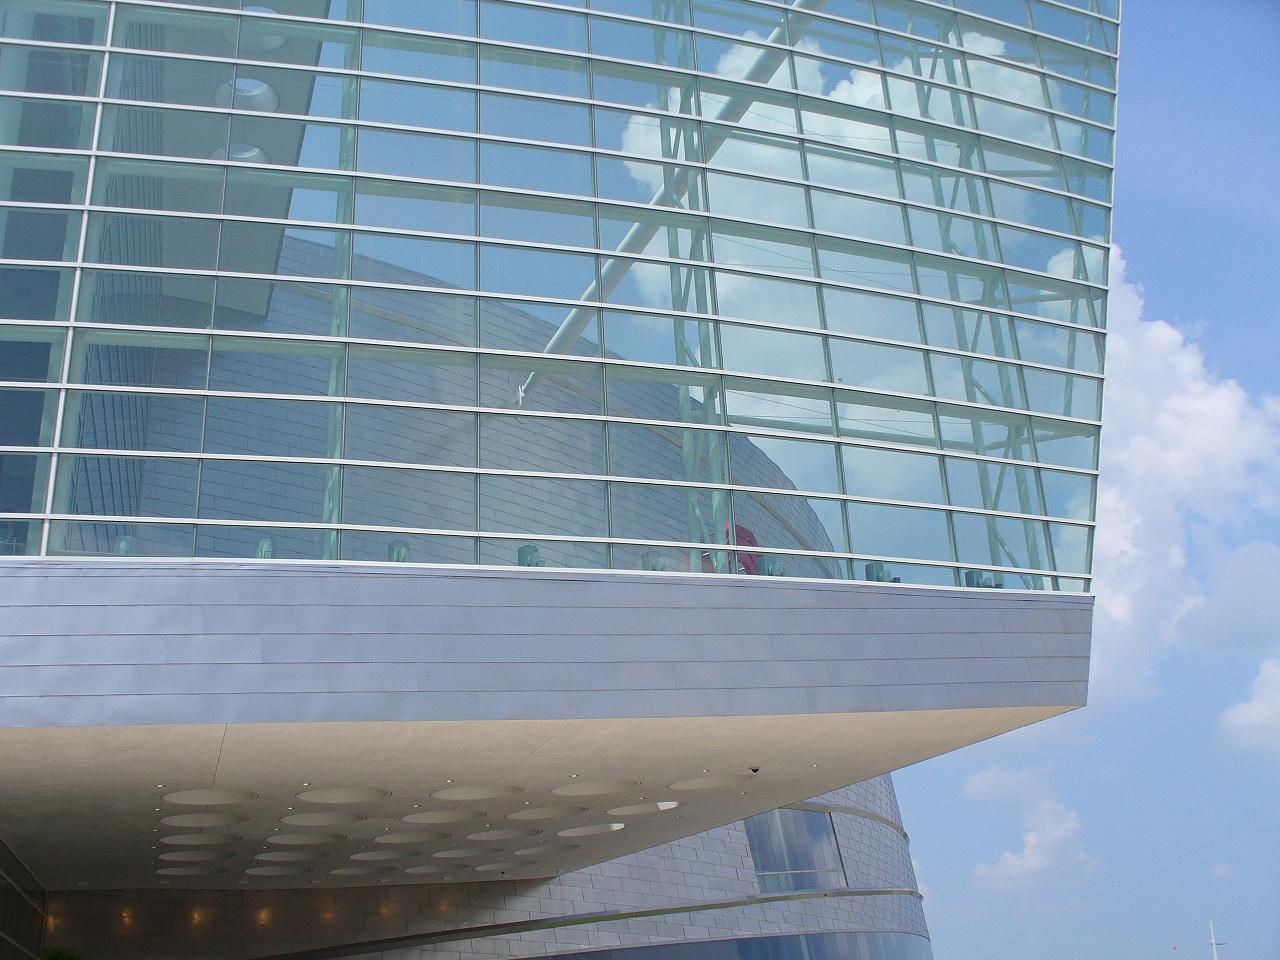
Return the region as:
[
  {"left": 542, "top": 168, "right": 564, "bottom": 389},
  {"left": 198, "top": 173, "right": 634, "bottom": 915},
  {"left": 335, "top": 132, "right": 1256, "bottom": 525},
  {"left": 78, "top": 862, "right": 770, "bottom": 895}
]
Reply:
[
  {"left": 609, "top": 481, "right": 728, "bottom": 546},
  {"left": 0, "top": 264, "right": 72, "bottom": 321},
  {"left": 479, "top": 536, "right": 607, "bottom": 569},
  {"left": 829, "top": 340, "right": 929, "bottom": 394},
  {"left": 361, "top": 0, "right": 476, "bottom": 34},
  {"left": 921, "top": 304, "right": 1016, "bottom": 359},
  {"left": 198, "top": 459, "right": 335, "bottom": 523},
  {"left": 900, "top": 161, "right": 991, "bottom": 215},
  {"left": 848, "top": 501, "right": 952, "bottom": 562},
  {"left": 353, "top": 233, "right": 474, "bottom": 288},
  {"left": 479, "top": 244, "right": 595, "bottom": 300},
  {"left": 78, "top": 269, "right": 214, "bottom": 329},
  {"left": 811, "top": 191, "right": 907, "bottom": 245},
  {"left": 0, "top": 518, "right": 39, "bottom": 555},
  {"left": 0, "top": 451, "right": 48, "bottom": 513},
  {"left": 804, "top": 144, "right": 898, "bottom": 198},
  {"left": 0, "top": 325, "right": 64, "bottom": 381},
  {"left": 208, "top": 335, "right": 344, "bottom": 396},
  {"left": 0, "top": 388, "right": 56, "bottom": 446},
  {"left": 928, "top": 353, "right": 1026, "bottom": 408},
  {"left": 341, "top": 530, "right": 476, "bottom": 565},
  {"left": 480, "top": 414, "right": 605, "bottom": 475},
  {"left": 85, "top": 212, "right": 220, "bottom": 271},
  {"left": 606, "top": 261, "right": 713, "bottom": 313},
  {"left": 1049, "top": 520, "right": 1090, "bottom": 573},
  {"left": 716, "top": 272, "right": 821, "bottom": 327},
  {"left": 481, "top": 355, "right": 602, "bottom": 415},
  {"left": 72, "top": 329, "right": 210, "bottom": 390},
  {"left": 481, "top": 141, "right": 592, "bottom": 196},
  {"left": 224, "top": 168, "right": 352, "bottom": 223},
  {"left": 1040, "top": 467, "right": 1093, "bottom": 520},
  {"left": 599, "top": 206, "right": 709, "bottom": 261},
  {"left": 351, "top": 287, "right": 476, "bottom": 347},
  {"left": 62, "top": 390, "right": 203, "bottom": 452},
  {"left": 744, "top": 810, "right": 847, "bottom": 894},
  {"left": 589, "top": 18, "right": 695, "bottom": 71},
  {"left": 220, "top": 221, "right": 347, "bottom": 279},
  {"left": 595, "top": 108, "right": 701, "bottom": 162},
  {"left": 356, "top": 181, "right": 474, "bottom": 233},
  {"left": 731, "top": 434, "right": 839, "bottom": 493},
  {"left": 836, "top": 390, "right": 937, "bottom": 447},
  {"left": 712, "top": 221, "right": 814, "bottom": 277},
  {"left": 0, "top": 206, "right": 75, "bottom": 262},
  {"left": 937, "top": 404, "right": 1034, "bottom": 460},
  {"left": 0, "top": 44, "right": 100, "bottom": 96},
  {"left": 362, "top": 31, "right": 476, "bottom": 83},
  {"left": 723, "top": 377, "right": 832, "bottom": 435},
  {"left": 480, "top": 0, "right": 587, "bottom": 51},
  {"left": 480, "top": 45, "right": 589, "bottom": 97},
  {"left": 195, "top": 524, "right": 330, "bottom": 560},
  {"left": 800, "top": 98, "right": 892, "bottom": 152},
  {"left": 0, "top": 149, "right": 88, "bottom": 204},
  {"left": 480, "top": 298, "right": 597, "bottom": 355},
  {"left": 54, "top": 454, "right": 199, "bottom": 518},
  {"left": 359, "top": 129, "right": 476, "bottom": 182},
  {"left": 843, "top": 445, "right": 944, "bottom": 504},
  {"left": 1, "top": 0, "right": 107, "bottom": 44},
  {"left": 202, "top": 396, "right": 340, "bottom": 458},
  {"left": 823, "top": 288, "right": 921, "bottom": 342},
  {"left": 0, "top": 96, "right": 94, "bottom": 150},
  {"left": 607, "top": 366, "right": 722, "bottom": 425},
  {"left": 945, "top": 456, "right": 1043, "bottom": 514},
  {"left": 953, "top": 511, "right": 1049, "bottom": 570},
  {"left": 51, "top": 520, "right": 194, "bottom": 557},
  {"left": 214, "top": 276, "right": 344, "bottom": 336},
  {"left": 348, "top": 344, "right": 476, "bottom": 405},
  {"left": 1032, "top": 416, "right": 1097, "bottom": 468},
  {"left": 480, "top": 192, "right": 594, "bottom": 247},
  {"left": 603, "top": 310, "right": 717, "bottom": 367},
  {"left": 719, "top": 324, "right": 826, "bottom": 381},
  {"left": 608, "top": 421, "right": 726, "bottom": 484},
  {"left": 734, "top": 490, "right": 847, "bottom": 556},
  {"left": 344, "top": 465, "right": 476, "bottom": 531},
  {"left": 238, "top": 18, "right": 360, "bottom": 68},
  {"left": 1022, "top": 366, "right": 1101, "bottom": 419},
  {"left": 480, "top": 475, "right": 606, "bottom": 537},
  {"left": 346, "top": 405, "right": 476, "bottom": 467},
  {"left": 817, "top": 237, "right": 914, "bottom": 292},
  {"left": 707, "top": 171, "right": 808, "bottom": 228},
  {"left": 360, "top": 79, "right": 474, "bottom": 131}
]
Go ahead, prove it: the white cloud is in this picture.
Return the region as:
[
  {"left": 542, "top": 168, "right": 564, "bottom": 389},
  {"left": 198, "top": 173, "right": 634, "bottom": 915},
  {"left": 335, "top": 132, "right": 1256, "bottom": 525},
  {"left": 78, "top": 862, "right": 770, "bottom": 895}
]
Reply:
[
  {"left": 1209, "top": 862, "right": 1235, "bottom": 881},
  {"left": 1088, "top": 250, "right": 1280, "bottom": 699},
  {"left": 965, "top": 766, "right": 1097, "bottom": 887},
  {"left": 973, "top": 798, "right": 1098, "bottom": 887},
  {"left": 1219, "top": 659, "right": 1280, "bottom": 760}
]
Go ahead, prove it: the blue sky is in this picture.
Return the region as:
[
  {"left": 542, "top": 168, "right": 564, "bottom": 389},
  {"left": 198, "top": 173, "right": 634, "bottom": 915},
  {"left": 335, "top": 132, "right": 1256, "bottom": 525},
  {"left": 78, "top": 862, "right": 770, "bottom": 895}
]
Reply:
[{"left": 896, "top": 3, "right": 1280, "bottom": 958}]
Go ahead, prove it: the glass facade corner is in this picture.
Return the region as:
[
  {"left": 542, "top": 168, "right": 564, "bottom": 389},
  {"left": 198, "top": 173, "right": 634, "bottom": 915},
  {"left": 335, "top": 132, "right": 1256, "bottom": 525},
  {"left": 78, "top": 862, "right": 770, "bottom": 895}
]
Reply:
[{"left": 0, "top": 0, "right": 1116, "bottom": 591}]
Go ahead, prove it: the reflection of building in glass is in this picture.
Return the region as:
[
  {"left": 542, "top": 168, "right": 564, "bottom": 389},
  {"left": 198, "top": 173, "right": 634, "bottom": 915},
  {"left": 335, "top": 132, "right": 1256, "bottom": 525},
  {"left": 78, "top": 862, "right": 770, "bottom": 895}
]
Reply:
[{"left": 0, "top": 0, "right": 1117, "bottom": 957}]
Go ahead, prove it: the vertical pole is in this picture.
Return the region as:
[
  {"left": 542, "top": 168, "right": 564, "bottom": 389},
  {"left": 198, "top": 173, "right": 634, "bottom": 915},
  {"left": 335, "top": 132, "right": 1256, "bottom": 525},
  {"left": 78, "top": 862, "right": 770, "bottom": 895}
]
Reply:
[{"left": 1210, "top": 921, "right": 1221, "bottom": 960}]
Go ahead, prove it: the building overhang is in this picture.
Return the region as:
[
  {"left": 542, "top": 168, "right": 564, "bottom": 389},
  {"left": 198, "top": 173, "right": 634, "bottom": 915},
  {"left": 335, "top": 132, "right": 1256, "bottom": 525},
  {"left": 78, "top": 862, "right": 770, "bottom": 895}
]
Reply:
[{"left": 0, "top": 560, "right": 1091, "bottom": 889}]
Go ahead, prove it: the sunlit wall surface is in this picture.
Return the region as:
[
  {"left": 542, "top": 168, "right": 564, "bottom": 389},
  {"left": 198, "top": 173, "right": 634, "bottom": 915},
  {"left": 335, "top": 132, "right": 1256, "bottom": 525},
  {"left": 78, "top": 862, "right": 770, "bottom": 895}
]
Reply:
[{"left": 0, "top": 0, "right": 1116, "bottom": 590}]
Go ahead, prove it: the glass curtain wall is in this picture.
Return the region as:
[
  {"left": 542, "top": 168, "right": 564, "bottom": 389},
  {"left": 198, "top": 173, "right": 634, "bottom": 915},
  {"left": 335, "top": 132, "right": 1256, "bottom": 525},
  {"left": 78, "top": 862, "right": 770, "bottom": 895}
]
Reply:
[{"left": 0, "top": 0, "right": 1117, "bottom": 590}]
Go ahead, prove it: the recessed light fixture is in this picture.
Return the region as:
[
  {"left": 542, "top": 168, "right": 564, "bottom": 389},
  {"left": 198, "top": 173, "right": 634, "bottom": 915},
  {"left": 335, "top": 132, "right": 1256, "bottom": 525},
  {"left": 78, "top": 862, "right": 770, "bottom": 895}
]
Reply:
[
  {"left": 444, "top": 779, "right": 454, "bottom": 784},
  {"left": 156, "top": 784, "right": 164, "bottom": 788}
]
